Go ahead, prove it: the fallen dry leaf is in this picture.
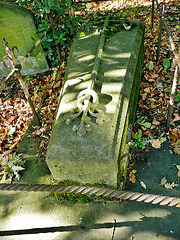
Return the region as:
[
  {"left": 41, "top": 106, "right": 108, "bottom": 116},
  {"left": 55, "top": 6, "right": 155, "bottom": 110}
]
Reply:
[
  {"left": 172, "top": 113, "right": 180, "bottom": 123},
  {"left": 129, "top": 171, "right": 136, "bottom": 183},
  {"left": 0, "top": 128, "right": 8, "bottom": 145},
  {"left": 147, "top": 78, "right": 155, "bottom": 82},
  {"left": 160, "top": 176, "right": 167, "bottom": 186},
  {"left": 150, "top": 88, "right": 158, "bottom": 97},
  {"left": 139, "top": 180, "right": 146, "bottom": 189},
  {"left": 174, "top": 147, "right": 180, "bottom": 155},
  {"left": 152, "top": 119, "right": 160, "bottom": 125},
  {"left": 151, "top": 73, "right": 159, "bottom": 79},
  {"left": 140, "top": 93, "right": 147, "bottom": 100},
  {"left": 144, "top": 87, "right": 150, "bottom": 93},
  {"left": 143, "top": 130, "right": 151, "bottom": 137},
  {"left": 160, "top": 176, "right": 179, "bottom": 189},
  {"left": 170, "top": 128, "right": 180, "bottom": 139},
  {"left": 172, "top": 139, "right": 180, "bottom": 147},
  {"left": 150, "top": 139, "right": 161, "bottom": 149},
  {"left": 164, "top": 183, "right": 173, "bottom": 189},
  {"left": 176, "top": 165, "right": 180, "bottom": 178},
  {"left": 159, "top": 92, "right": 164, "bottom": 97},
  {"left": 151, "top": 102, "right": 160, "bottom": 109},
  {"left": 164, "top": 182, "right": 179, "bottom": 189}
]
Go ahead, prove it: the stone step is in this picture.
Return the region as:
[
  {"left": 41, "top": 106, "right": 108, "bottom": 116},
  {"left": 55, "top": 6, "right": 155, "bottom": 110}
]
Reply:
[{"left": 46, "top": 17, "right": 145, "bottom": 188}]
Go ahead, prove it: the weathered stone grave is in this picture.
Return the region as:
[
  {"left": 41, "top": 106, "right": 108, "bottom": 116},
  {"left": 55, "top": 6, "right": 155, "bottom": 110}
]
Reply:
[
  {"left": 0, "top": 2, "right": 49, "bottom": 76},
  {"left": 46, "top": 16, "right": 145, "bottom": 189}
]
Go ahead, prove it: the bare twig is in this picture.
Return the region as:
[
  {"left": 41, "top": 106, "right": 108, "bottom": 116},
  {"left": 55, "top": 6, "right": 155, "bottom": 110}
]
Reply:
[
  {"left": 111, "top": 219, "right": 116, "bottom": 240},
  {"left": 2, "top": 37, "right": 41, "bottom": 126},
  {"left": 161, "top": 17, "right": 179, "bottom": 129}
]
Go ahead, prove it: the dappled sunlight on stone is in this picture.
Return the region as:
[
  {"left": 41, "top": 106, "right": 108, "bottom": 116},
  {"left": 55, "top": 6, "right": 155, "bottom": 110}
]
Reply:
[
  {"left": 67, "top": 72, "right": 82, "bottom": 79},
  {"left": 113, "top": 52, "right": 131, "bottom": 58},
  {"left": 101, "top": 82, "right": 123, "bottom": 113},
  {"left": 56, "top": 93, "right": 78, "bottom": 118},
  {"left": 104, "top": 69, "right": 127, "bottom": 78},
  {"left": 78, "top": 54, "right": 95, "bottom": 62}
]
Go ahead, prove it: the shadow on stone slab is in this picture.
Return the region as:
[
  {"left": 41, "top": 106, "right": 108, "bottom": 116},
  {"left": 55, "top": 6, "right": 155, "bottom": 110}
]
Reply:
[{"left": 0, "top": 198, "right": 179, "bottom": 240}]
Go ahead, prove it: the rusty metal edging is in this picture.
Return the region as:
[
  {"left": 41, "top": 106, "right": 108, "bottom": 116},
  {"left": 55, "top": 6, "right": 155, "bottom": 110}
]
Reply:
[{"left": 0, "top": 183, "right": 180, "bottom": 208}]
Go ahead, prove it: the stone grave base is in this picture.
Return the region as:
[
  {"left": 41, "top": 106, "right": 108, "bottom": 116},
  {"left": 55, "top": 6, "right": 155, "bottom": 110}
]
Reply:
[{"left": 46, "top": 18, "right": 145, "bottom": 188}]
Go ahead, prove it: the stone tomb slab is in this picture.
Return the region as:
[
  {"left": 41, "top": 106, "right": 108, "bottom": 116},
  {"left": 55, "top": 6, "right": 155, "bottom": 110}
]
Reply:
[
  {"left": 46, "top": 18, "right": 145, "bottom": 188},
  {"left": 0, "top": 2, "right": 49, "bottom": 76}
]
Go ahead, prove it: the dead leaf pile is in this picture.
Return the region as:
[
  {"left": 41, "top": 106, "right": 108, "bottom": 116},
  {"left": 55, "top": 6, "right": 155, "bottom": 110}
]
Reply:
[
  {"left": 0, "top": 66, "right": 64, "bottom": 159},
  {"left": 129, "top": 0, "right": 180, "bottom": 154},
  {"left": 0, "top": 97, "right": 32, "bottom": 155}
]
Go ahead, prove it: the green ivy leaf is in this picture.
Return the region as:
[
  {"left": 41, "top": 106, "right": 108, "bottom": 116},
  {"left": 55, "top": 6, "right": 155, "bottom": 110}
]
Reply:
[
  {"left": 163, "top": 58, "right": 170, "bottom": 69},
  {"left": 44, "top": 6, "right": 50, "bottom": 13},
  {"left": 160, "top": 137, "right": 167, "bottom": 143},
  {"left": 141, "top": 122, "right": 151, "bottom": 128},
  {"left": 30, "top": 36, "right": 36, "bottom": 41}
]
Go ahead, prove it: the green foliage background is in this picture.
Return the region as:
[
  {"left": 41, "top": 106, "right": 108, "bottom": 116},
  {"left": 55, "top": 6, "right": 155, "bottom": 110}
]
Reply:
[{"left": 6, "top": 0, "right": 84, "bottom": 67}]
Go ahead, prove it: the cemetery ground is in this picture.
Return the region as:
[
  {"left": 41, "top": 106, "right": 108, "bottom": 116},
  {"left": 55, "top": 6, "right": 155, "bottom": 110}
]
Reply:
[{"left": 0, "top": 0, "right": 180, "bottom": 239}]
